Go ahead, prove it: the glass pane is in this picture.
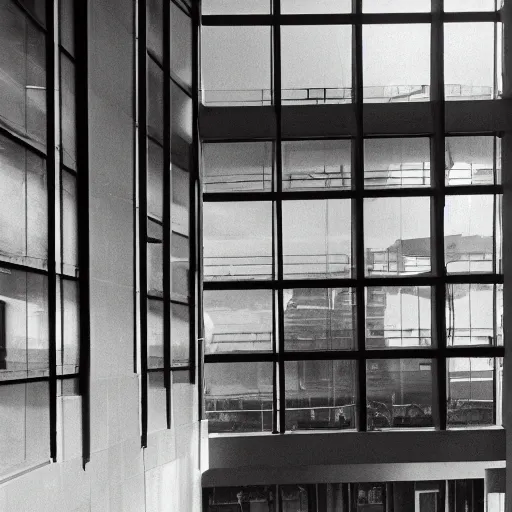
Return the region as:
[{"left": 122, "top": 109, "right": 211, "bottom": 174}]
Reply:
[
  {"left": 354, "top": 483, "right": 386, "bottom": 507},
  {"left": 366, "top": 359, "right": 434, "bottom": 430},
  {"left": 148, "top": 299, "right": 163, "bottom": 369},
  {"left": 445, "top": 23, "right": 494, "bottom": 101},
  {"left": 282, "top": 26, "right": 352, "bottom": 105},
  {"left": 445, "top": 195, "right": 494, "bottom": 274},
  {"left": 363, "top": 25, "right": 430, "bottom": 103},
  {"left": 445, "top": 0, "right": 495, "bottom": 11},
  {"left": 0, "top": 270, "right": 49, "bottom": 381},
  {"left": 60, "top": 54, "right": 76, "bottom": 170},
  {"left": 171, "top": 2, "right": 192, "bottom": 87},
  {"left": 203, "top": 142, "right": 273, "bottom": 193},
  {"left": 148, "top": 220, "right": 163, "bottom": 296},
  {"left": 283, "top": 200, "right": 352, "bottom": 279},
  {"left": 366, "top": 287, "right": 432, "bottom": 349},
  {"left": 447, "top": 357, "right": 502, "bottom": 427},
  {"left": 204, "top": 362, "right": 273, "bottom": 433},
  {"left": 0, "top": 4, "right": 47, "bottom": 149},
  {"left": 203, "top": 202, "right": 273, "bottom": 281},
  {"left": 201, "top": 26, "right": 272, "bottom": 106},
  {"left": 148, "top": 58, "right": 164, "bottom": 142},
  {"left": 171, "top": 232, "right": 189, "bottom": 297},
  {"left": 62, "top": 170, "right": 78, "bottom": 274},
  {"left": 446, "top": 136, "right": 495, "bottom": 186},
  {"left": 364, "top": 138, "right": 430, "bottom": 189},
  {"left": 19, "top": 0, "right": 46, "bottom": 25},
  {"left": 147, "top": 0, "right": 163, "bottom": 62},
  {"left": 282, "top": 140, "right": 351, "bottom": 191},
  {"left": 284, "top": 288, "right": 356, "bottom": 351},
  {"left": 204, "top": 289, "right": 273, "bottom": 354},
  {"left": 202, "top": 0, "right": 271, "bottom": 14},
  {"left": 285, "top": 360, "right": 357, "bottom": 430},
  {"left": 205, "top": 487, "right": 276, "bottom": 512},
  {"left": 446, "top": 284, "right": 499, "bottom": 346},
  {"left": 172, "top": 82, "right": 192, "bottom": 143},
  {"left": 57, "top": 278, "right": 79, "bottom": 375},
  {"left": 148, "top": 371, "right": 166, "bottom": 432},
  {"left": 171, "top": 302, "right": 190, "bottom": 367},
  {"left": 59, "top": 0, "right": 75, "bottom": 55},
  {"left": 0, "top": 382, "right": 50, "bottom": 477},
  {"left": 364, "top": 197, "right": 431, "bottom": 277},
  {"left": 281, "top": 485, "right": 313, "bottom": 511},
  {"left": 172, "top": 165, "right": 189, "bottom": 234},
  {"left": 363, "top": 0, "right": 430, "bottom": 11},
  {"left": 147, "top": 139, "right": 164, "bottom": 220},
  {"left": 282, "top": 0, "right": 351, "bottom": 13}
]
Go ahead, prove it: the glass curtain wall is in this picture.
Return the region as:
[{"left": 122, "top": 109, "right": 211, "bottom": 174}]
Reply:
[{"left": 200, "top": 1, "right": 504, "bottom": 433}]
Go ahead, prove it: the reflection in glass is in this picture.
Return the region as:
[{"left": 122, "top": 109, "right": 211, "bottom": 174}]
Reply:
[
  {"left": 204, "top": 362, "right": 273, "bottom": 433},
  {"left": 445, "top": 0, "right": 495, "bottom": 11},
  {"left": 281, "top": 485, "right": 312, "bottom": 511},
  {"left": 447, "top": 358, "right": 502, "bottom": 427},
  {"left": 282, "top": 0, "right": 351, "bottom": 13},
  {"left": 445, "top": 136, "right": 495, "bottom": 186},
  {"left": 147, "top": 0, "right": 163, "bottom": 61},
  {"left": 281, "top": 26, "right": 352, "bottom": 105},
  {"left": 285, "top": 360, "right": 357, "bottom": 430},
  {"left": 171, "top": 2, "right": 192, "bottom": 87},
  {"left": 203, "top": 142, "right": 273, "bottom": 193},
  {"left": 282, "top": 140, "right": 351, "bottom": 191},
  {"left": 0, "top": 269, "right": 49, "bottom": 381},
  {"left": 148, "top": 299, "right": 163, "bottom": 368},
  {"left": 148, "top": 220, "right": 163, "bottom": 296},
  {"left": 60, "top": 55, "right": 76, "bottom": 170},
  {"left": 172, "top": 82, "right": 193, "bottom": 143},
  {"left": 59, "top": 0, "right": 75, "bottom": 55},
  {"left": 363, "top": 24, "right": 430, "bottom": 103},
  {"left": 62, "top": 171, "right": 78, "bottom": 273},
  {"left": 203, "top": 202, "right": 273, "bottom": 281},
  {"left": 204, "top": 290, "right": 273, "bottom": 354},
  {"left": 445, "top": 195, "right": 494, "bottom": 274},
  {"left": 171, "top": 302, "right": 190, "bottom": 367},
  {"left": 57, "top": 278, "right": 79, "bottom": 375},
  {"left": 364, "top": 197, "right": 431, "bottom": 276},
  {"left": 366, "top": 287, "right": 432, "bottom": 349},
  {"left": 445, "top": 23, "right": 495, "bottom": 100},
  {"left": 446, "top": 284, "right": 500, "bottom": 347},
  {"left": 202, "top": 0, "right": 271, "bottom": 14},
  {"left": 147, "top": 140, "right": 164, "bottom": 219},
  {"left": 283, "top": 200, "right": 351, "bottom": 279},
  {"left": 172, "top": 232, "right": 189, "bottom": 297},
  {"left": 364, "top": 138, "right": 430, "bottom": 189},
  {"left": 201, "top": 26, "right": 271, "bottom": 106},
  {"left": 284, "top": 288, "right": 356, "bottom": 351},
  {"left": 147, "top": 58, "right": 164, "bottom": 142},
  {"left": 206, "top": 486, "right": 276, "bottom": 511},
  {"left": 366, "top": 359, "right": 433, "bottom": 429},
  {"left": 363, "top": 0, "right": 430, "bottom": 11},
  {"left": 148, "top": 371, "right": 166, "bottom": 432},
  {"left": 172, "top": 165, "right": 189, "bottom": 234}
]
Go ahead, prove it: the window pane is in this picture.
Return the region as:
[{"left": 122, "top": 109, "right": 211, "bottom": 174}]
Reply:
[
  {"left": 171, "top": 232, "right": 189, "bottom": 298},
  {"left": 445, "top": 0, "right": 495, "bottom": 11},
  {"left": 366, "top": 359, "right": 434, "bottom": 429},
  {"left": 363, "top": 0, "right": 430, "bottom": 11},
  {"left": 445, "top": 195, "right": 494, "bottom": 274},
  {"left": 363, "top": 25, "right": 430, "bottom": 103},
  {"left": 147, "top": 0, "right": 163, "bottom": 62},
  {"left": 62, "top": 170, "right": 78, "bottom": 274},
  {"left": 57, "top": 278, "right": 79, "bottom": 375},
  {"left": 445, "top": 23, "right": 494, "bottom": 101},
  {"left": 364, "top": 197, "right": 431, "bottom": 276},
  {"left": 0, "top": 269, "right": 49, "bottom": 381},
  {"left": 148, "top": 299, "right": 163, "bottom": 369},
  {"left": 204, "top": 362, "right": 273, "bottom": 433},
  {"left": 0, "top": 3, "right": 47, "bottom": 148},
  {"left": 203, "top": 142, "right": 273, "bottom": 193},
  {"left": 172, "top": 82, "right": 192, "bottom": 143},
  {"left": 171, "top": 2, "right": 192, "bottom": 87},
  {"left": 171, "top": 302, "right": 190, "bottom": 367},
  {"left": 0, "top": 135, "right": 47, "bottom": 270},
  {"left": 204, "top": 290, "right": 273, "bottom": 354},
  {"left": 172, "top": 165, "right": 189, "bottom": 234},
  {"left": 284, "top": 288, "right": 356, "bottom": 351},
  {"left": 280, "top": 485, "right": 313, "bottom": 512},
  {"left": 148, "top": 58, "right": 164, "bottom": 142},
  {"left": 282, "top": 0, "right": 351, "bottom": 14},
  {"left": 201, "top": 26, "right": 271, "bottom": 106},
  {"left": 0, "top": 382, "right": 50, "bottom": 477},
  {"left": 285, "top": 360, "right": 357, "bottom": 430},
  {"left": 446, "top": 136, "right": 495, "bottom": 186},
  {"left": 60, "top": 54, "right": 76, "bottom": 170},
  {"left": 283, "top": 140, "right": 351, "bottom": 191},
  {"left": 446, "top": 284, "right": 499, "bottom": 347},
  {"left": 447, "top": 357, "right": 502, "bottom": 427},
  {"left": 203, "top": 202, "right": 273, "bottom": 281},
  {"left": 148, "top": 371, "right": 166, "bottom": 432},
  {"left": 283, "top": 200, "right": 352, "bottom": 279},
  {"left": 147, "top": 139, "right": 164, "bottom": 220},
  {"left": 148, "top": 219, "right": 163, "bottom": 296},
  {"left": 19, "top": 0, "right": 46, "bottom": 25},
  {"left": 59, "top": 0, "right": 75, "bottom": 56},
  {"left": 366, "top": 287, "right": 432, "bottom": 349},
  {"left": 364, "top": 138, "right": 430, "bottom": 189},
  {"left": 202, "top": 0, "right": 271, "bottom": 14},
  {"left": 205, "top": 487, "right": 275, "bottom": 512},
  {"left": 282, "top": 26, "right": 352, "bottom": 105}
]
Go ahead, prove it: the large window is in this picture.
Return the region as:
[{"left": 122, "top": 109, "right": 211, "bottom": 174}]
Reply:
[{"left": 200, "top": 3, "right": 504, "bottom": 434}]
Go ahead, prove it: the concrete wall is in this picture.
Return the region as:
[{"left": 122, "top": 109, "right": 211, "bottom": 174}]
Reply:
[{"left": 0, "top": 0, "right": 201, "bottom": 510}]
